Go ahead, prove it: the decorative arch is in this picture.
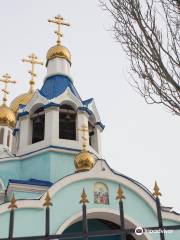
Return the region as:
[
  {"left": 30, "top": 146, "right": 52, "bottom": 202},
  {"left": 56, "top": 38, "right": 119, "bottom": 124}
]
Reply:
[
  {"left": 29, "top": 103, "right": 44, "bottom": 115},
  {"left": 59, "top": 100, "right": 78, "bottom": 111},
  {"left": 56, "top": 208, "right": 152, "bottom": 240},
  {"left": 53, "top": 87, "right": 82, "bottom": 109}
]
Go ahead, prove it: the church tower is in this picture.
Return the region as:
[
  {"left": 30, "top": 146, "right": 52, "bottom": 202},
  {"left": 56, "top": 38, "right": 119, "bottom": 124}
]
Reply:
[
  {"left": 0, "top": 74, "right": 16, "bottom": 154},
  {"left": 0, "top": 15, "right": 179, "bottom": 240},
  {"left": 10, "top": 15, "right": 104, "bottom": 183}
]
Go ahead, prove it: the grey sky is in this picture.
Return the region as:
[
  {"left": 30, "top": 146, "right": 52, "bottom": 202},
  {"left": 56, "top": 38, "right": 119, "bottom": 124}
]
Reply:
[{"left": 0, "top": 0, "right": 179, "bottom": 212}]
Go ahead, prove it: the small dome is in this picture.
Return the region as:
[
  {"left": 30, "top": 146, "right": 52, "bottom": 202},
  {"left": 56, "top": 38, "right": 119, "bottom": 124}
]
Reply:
[
  {"left": 10, "top": 91, "right": 34, "bottom": 113},
  {"left": 0, "top": 104, "right": 16, "bottom": 128},
  {"left": 46, "top": 44, "right": 71, "bottom": 65},
  {"left": 74, "top": 150, "right": 95, "bottom": 172}
]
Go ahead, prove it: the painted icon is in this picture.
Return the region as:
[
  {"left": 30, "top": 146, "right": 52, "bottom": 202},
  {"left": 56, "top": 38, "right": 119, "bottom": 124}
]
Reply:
[{"left": 94, "top": 182, "right": 109, "bottom": 204}]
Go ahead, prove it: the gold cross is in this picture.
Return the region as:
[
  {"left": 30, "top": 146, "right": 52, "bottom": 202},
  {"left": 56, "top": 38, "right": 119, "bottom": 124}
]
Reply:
[
  {"left": 22, "top": 53, "right": 43, "bottom": 93},
  {"left": 0, "top": 73, "right": 16, "bottom": 105},
  {"left": 48, "top": 15, "right": 70, "bottom": 45},
  {"left": 78, "top": 124, "right": 89, "bottom": 150}
]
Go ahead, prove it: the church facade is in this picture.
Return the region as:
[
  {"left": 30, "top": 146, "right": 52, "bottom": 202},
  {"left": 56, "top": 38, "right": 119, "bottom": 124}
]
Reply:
[{"left": 0, "top": 16, "right": 179, "bottom": 240}]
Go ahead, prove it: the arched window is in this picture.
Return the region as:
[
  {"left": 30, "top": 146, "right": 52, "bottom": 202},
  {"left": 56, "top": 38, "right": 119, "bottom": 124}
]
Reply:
[
  {"left": 7, "top": 130, "right": 11, "bottom": 147},
  {"left": 0, "top": 128, "right": 4, "bottom": 144},
  {"left": 31, "top": 107, "right": 45, "bottom": 144},
  {"left": 59, "top": 104, "right": 76, "bottom": 140}
]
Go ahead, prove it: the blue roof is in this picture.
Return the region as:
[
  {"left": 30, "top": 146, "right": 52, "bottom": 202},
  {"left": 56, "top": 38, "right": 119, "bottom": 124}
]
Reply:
[
  {"left": 9, "top": 178, "right": 53, "bottom": 187},
  {"left": 39, "top": 75, "right": 82, "bottom": 100},
  {"left": 82, "top": 98, "right": 93, "bottom": 106}
]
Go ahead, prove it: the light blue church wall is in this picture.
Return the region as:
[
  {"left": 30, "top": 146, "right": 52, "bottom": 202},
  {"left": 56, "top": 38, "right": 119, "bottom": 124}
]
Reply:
[
  {"left": 13, "top": 191, "right": 42, "bottom": 200},
  {"left": 21, "top": 151, "right": 75, "bottom": 182},
  {"left": 0, "top": 178, "right": 179, "bottom": 239},
  {"left": 0, "top": 160, "right": 21, "bottom": 187},
  {"left": 0, "top": 150, "right": 76, "bottom": 188},
  {"left": 49, "top": 151, "right": 76, "bottom": 182}
]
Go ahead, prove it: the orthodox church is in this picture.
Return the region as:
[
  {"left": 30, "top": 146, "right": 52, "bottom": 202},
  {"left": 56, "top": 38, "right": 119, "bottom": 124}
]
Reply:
[{"left": 0, "top": 15, "right": 179, "bottom": 240}]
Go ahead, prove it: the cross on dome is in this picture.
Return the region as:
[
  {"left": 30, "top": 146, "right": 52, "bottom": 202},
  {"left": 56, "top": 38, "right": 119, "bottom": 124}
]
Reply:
[
  {"left": 0, "top": 73, "right": 16, "bottom": 105},
  {"left": 78, "top": 124, "right": 89, "bottom": 150},
  {"left": 48, "top": 15, "right": 70, "bottom": 45},
  {"left": 22, "top": 53, "right": 43, "bottom": 93}
]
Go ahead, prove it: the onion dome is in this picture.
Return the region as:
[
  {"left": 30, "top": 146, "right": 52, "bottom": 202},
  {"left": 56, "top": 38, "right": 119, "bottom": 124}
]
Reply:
[
  {"left": 46, "top": 44, "right": 71, "bottom": 65},
  {"left": 74, "top": 150, "right": 95, "bottom": 172},
  {"left": 0, "top": 104, "right": 16, "bottom": 128},
  {"left": 10, "top": 90, "right": 34, "bottom": 113}
]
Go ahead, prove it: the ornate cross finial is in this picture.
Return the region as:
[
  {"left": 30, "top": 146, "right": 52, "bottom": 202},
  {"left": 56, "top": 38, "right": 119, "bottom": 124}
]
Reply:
[
  {"left": 43, "top": 192, "right": 53, "bottom": 208},
  {"left": 0, "top": 73, "right": 16, "bottom": 105},
  {"left": 153, "top": 181, "right": 162, "bottom": 198},
  {"left": 48, "top": 15, "right": 70, "bottom": 45},
  {"left": 79, "top": 188, "right": 89, "bottom": 205},
  {"left": 78, "top": 124, "right": 89, "bottom": 150},
  {"left": 116, "top": 185, "right": 126, "bottom": 201},
  {"left": 22, "top": 53, "right": 43, "bottom": 93},
  {"left": 8, "top": 194, "right": 17, "bottom": 210}
]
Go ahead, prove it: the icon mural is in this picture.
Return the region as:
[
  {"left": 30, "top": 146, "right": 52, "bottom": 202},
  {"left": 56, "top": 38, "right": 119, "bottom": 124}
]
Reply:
[{"left": 94, "top": 182, "right": 109, "bottom": 204}]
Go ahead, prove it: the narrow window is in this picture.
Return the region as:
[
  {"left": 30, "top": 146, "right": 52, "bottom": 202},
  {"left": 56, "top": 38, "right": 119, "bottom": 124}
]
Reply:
[
  {"left": 0, "top": 128, "right": 4, "bottom": 144},
  {"left": 88, "top": 122, "right": 95, "bottom": 147},
  {"left": 31, "top": 107, "right": 45, "bottom": 144},
  {"left": 59, "top": 105, "right": 76, "bottom": 140},
  {"left": 7, "top": 130, "right": 11, "bottom": 147}
]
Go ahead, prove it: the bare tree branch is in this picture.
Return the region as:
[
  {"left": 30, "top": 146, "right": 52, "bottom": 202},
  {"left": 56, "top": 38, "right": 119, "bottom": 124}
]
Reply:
[{"left": 100, "top": 0, "right": 180, "bottom": 115}]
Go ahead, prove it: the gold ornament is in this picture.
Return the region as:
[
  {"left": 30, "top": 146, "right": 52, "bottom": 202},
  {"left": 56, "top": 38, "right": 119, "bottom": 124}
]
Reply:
[
  {"left": 8, "top": 194, "right": 17, "bottom": 210},
  {"left": 116, "top": 185, "right": 126, "bottom": 201},
  {"left": 153, "top": 181, "right": 162, "bottom": 198},
  {"left": 74, "top": 125, "right": 95, "bottom": 172},
  {"left": 43, "top": 192, "right": 53, "bottom": 208},
  {"left": 79, "top": 188, "right": 89, "bottom": 205}
]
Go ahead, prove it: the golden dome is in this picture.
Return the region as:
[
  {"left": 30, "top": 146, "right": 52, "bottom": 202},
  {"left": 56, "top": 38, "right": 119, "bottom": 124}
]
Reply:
[
  {"left": 46, "top": 44, "right": 71, "bottom": 65},
  {"left": 0, "top": 104, "right": 16, "bottom": 128},
  {"left": 74, "top": 150, "right": 95, "bottom": 172},
  {"left": 10, "top": 91, "right": 34, "bottom": 113}
]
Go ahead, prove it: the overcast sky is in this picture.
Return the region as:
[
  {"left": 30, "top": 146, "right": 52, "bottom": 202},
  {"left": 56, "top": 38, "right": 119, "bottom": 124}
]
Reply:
[{"left": 0, "top": 0, "right": 179, "bottom": 212}]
